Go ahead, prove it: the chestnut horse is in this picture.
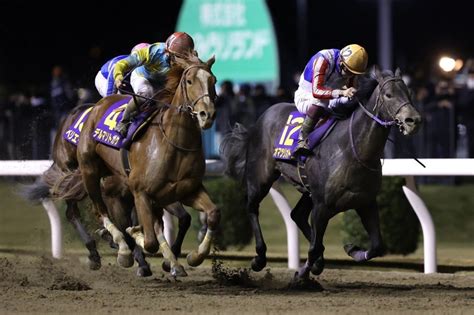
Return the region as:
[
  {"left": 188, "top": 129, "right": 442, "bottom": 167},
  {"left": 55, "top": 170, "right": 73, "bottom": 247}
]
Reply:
[
  {"left": 73, "top": 54, "right": 218, "bottom": 276},
  {"left": 23, "top": 106, "right": 192, "bottom": 276}
]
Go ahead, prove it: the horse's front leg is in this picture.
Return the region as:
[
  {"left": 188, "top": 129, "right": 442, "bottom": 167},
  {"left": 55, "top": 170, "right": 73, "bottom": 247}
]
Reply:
[
  {"left": 297, "top": 202, "right": 329, "bottom": 280},
  {"left": 161, "top": 202, "right": 191, "bottom": 273},
  {"left": 344, "top": 201, "right": 387, "bottom": 261},
  {"left": 183, "top": 185, "right": 220, "bottom": 267},
  {"left": 152, "top": 208, "right": 187, "bottom": 277},
  {"left": 290, "top": 193, "right": 313, "bottom": 241}
]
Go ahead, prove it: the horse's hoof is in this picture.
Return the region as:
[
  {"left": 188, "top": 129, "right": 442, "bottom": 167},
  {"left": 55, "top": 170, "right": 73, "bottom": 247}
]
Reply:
[
  {"left": 117, "top": 253, "right": 134, "bottom": 268},
  {"left": 289, "top": 272, "right": 324, "bottom": 291},
  {"left": 311, "top": 256, "right": 325, "bottom": 276},
  {"left": 251, "top": 256, "right": 267, "bottom": 272},
  {"left": 171, "top": 265, "right": 188, "bottom": 277},
  {"left": 162, "top": 260, "right": 171, "bottom": 273},
  {"left": 87, "top": 257, "right": 101, "bottom": 270},
  {"left": 187, "top": 251, "right": 204, "bottom": 267},
  {"left": 343, "top": 244, "right": 367, "bottom": 262},
  {"left": 136, "top": 265, "right": 152, "bottom": 277},
  {"left": 344, "top": 243, "right": 360, "bottom": 255}
]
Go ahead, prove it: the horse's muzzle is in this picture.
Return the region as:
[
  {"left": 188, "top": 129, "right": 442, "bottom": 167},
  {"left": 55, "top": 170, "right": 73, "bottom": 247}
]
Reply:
[
  {"left": 198, "top": 110, "right": 216, "bottom": 130},
  {"left": 397, "top": 110, "right": 422, "bottom": 136}
]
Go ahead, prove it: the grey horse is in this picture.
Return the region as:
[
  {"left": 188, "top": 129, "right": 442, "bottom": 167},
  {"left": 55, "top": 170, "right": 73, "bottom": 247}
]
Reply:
[{"left": 220, "top": 66, "right": 422, "bottom": 282}]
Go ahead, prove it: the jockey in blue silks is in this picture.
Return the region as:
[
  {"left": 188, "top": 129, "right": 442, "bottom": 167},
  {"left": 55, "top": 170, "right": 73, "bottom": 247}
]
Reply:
[
  {"left": 94, "top": 43, "right": 150, "bottom": 98},
  {"left": 112, "top": 32, "right": 196, "bottom": 137},
  {"left": 293, "top": 44, "right": 369, "bottom": 156},
  {"left": 95, "top": 32, "right": 196, "bottom": 137}
]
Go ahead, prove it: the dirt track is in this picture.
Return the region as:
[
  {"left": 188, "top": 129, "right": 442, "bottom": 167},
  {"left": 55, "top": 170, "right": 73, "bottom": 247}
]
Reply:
[{"left": 1, "top": 254, "right": 473, "bottom": 314}]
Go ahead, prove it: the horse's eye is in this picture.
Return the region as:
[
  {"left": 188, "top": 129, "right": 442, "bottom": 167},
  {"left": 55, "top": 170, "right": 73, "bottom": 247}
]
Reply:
[
  {"left": 187, "top": 80, "right": 192, "bottom": 85},
  {"left": 385, "top": 93, "right": 392, "bottom": 98}
]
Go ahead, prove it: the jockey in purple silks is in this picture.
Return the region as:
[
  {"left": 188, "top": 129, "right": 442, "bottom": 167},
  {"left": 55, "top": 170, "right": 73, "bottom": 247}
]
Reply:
[{"left": 293, "top": 44, "right": 369, "bottom": 157}]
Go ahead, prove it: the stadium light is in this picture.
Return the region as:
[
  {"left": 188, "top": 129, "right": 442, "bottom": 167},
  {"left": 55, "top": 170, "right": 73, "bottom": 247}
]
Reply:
[{"left": 439, "top": 56, "right": 456, "bottom": 72}]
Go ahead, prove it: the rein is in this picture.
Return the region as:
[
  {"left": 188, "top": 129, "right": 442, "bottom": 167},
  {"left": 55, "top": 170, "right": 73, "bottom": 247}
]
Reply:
[
  {"left": 157, "top": 108, "right": 202, "bottom": 152},
  {"left": 349, "top": 76, "right": 411, "bottom": 172}
]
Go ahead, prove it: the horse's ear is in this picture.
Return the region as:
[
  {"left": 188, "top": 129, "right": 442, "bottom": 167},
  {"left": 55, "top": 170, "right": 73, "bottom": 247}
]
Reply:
[
  {"left": 206, "top": 55, "right": 216, "bottom": 68},
  {"left": 395, "top": 67, "right": 402, "bottom": 77},
  {"left": 173, "top": 54, "right": 189, "bottom": 69},
  {"left": 372, "top": 65, "right": 383, "bottom": 81}
]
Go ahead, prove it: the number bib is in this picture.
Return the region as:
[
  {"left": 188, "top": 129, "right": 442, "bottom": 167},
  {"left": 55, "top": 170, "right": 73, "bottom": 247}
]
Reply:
[{"left": 273, "top": 111, "right": 336, "bottom": 161}]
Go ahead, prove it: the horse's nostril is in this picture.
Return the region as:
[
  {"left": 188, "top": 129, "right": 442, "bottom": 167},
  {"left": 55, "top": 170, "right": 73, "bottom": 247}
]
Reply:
[
  {"left": 405, "top": 117, "right": 415, "bottom": 125},
  {"left": 199, "top": 111, "right": 207, "bottom": 120}
]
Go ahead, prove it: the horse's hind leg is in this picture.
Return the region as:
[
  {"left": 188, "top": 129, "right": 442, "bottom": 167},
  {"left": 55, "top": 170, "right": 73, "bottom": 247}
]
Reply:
[
  {"left": 104, "top": 190, "right": 152, "bottom": 277},
  {"left": 161, "top": 202, "right": 191, "bottom": 273},
  {"left": 344, "top": 201, "right": 387, "bottom": 261},
  {"left": 130, "top": 208, "right": 152, "bottom": 277},
  {"left": 79, "top": 160, "right": 133, "bottom": 268},
  {"left": 183, "top": 185, "right": 220, "bottom": 267},
  {"left": 65, "top": 200, "right": 101, "bottom": 270}
]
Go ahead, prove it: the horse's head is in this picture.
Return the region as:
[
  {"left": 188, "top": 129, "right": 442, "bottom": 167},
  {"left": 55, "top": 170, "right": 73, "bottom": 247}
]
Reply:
[
  {"left": 372, "top": 66, "right": 422, "bottom": 135},
  {"left": 172, "top": 54, "right": 217, "bottom": 130}
]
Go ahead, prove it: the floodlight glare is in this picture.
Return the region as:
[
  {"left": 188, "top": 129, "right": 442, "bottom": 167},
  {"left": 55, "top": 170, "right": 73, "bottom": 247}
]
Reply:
[{"left": 439, "top": 56, "right": 456, "bottom": 72}]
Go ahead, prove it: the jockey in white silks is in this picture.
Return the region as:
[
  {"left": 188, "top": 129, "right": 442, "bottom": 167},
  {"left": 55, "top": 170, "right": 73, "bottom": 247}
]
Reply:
[{"left": 293, "top": 44, "right": 369, "bottom": 156}]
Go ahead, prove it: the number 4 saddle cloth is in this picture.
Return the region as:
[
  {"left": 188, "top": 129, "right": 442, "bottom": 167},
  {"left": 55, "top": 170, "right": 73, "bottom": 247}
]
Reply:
[
  {"left": 63, "top": 97, "right": 160, "bottom": 149},
  {"left": 273, "top": 111, "right": 336, "bottom": 161}
]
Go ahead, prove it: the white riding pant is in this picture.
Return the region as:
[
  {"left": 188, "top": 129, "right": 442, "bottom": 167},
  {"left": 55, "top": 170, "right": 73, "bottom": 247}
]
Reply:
[
  {"left": 94, "top": 71, "right": 109, "bottom": 98},
  {"left": 130, "top": 70, "right": 155, "bottom": 99},
  {"left": 294, "top": 87, "right": 349, "bottom": 114}
]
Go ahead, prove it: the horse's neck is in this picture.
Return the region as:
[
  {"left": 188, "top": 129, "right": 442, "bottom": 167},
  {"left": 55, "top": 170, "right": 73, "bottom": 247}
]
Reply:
[
  {"left": 161, "top": 89, "right": 202, "bottom": 145},
  {"left": 350, "top": 90, "right": 391, "bottom": 163}
]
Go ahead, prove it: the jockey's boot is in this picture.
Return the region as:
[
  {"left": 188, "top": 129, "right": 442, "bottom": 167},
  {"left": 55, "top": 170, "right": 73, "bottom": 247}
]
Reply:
[
  {"left": 293, "top": 116, "right": 316, "bottom": 157},
  {"left": 115, "top": 99, "right": 138, "bottom": 137}
]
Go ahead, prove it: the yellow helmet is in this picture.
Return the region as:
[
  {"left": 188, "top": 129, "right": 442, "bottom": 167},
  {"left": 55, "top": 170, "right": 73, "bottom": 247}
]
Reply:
[{"left": 340, "top": 44, "right": 368, "bottom": 74}]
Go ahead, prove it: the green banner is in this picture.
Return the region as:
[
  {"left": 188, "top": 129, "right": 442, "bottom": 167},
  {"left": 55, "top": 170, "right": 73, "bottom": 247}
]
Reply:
[{"left": 177, "top": 0, "right": 279, "bottom": 84}]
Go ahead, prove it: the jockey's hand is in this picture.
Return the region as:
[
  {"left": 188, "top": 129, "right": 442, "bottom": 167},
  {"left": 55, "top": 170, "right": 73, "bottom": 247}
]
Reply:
[
  {"left": 114, "top": 75, "right": 124, "bottom": 89},
  {"left": 341, "top": 87, "right": 357, "bottom": 98}
]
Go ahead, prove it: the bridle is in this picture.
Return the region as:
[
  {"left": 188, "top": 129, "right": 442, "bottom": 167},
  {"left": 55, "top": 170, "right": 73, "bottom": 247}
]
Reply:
[
  {"left": 349, "top": 75, "right": 412, "bottom": 171},
  {"left": 177, "top": 64, "right": 215, "bottom": 117},
  {"left": 159, "top": 63, "right": 215, "bottom": 152}
]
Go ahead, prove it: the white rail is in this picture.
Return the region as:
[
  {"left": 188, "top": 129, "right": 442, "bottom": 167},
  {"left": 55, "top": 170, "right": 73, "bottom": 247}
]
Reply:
[{"left": 1, "top": 159, "right": 473, "bottom": 273}]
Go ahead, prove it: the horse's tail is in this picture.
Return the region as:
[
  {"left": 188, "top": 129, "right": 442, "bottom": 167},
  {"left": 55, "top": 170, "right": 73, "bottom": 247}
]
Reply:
[
  {"left": 20, "top": 175, "right": 51, "bottom": 203},
  {"left": 21, "top": 164, "right": 87, "bottom": 203},
  {"left": 219, "top": 123, "right": 250, "bottom": 184}
]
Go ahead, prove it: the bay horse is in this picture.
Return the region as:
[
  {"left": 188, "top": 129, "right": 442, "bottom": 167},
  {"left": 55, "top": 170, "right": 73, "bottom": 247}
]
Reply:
[
  {"left": 220, "top": 66, "right": 422, "bottom": 281},
  {"left": 72, "top": 54, "right": 218, "bottom": 276}
]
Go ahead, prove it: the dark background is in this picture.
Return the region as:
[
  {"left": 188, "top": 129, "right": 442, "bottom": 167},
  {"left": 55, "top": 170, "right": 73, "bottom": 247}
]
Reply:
[{"left": 1, "top": 0, "right": 472, "bottom": 90}]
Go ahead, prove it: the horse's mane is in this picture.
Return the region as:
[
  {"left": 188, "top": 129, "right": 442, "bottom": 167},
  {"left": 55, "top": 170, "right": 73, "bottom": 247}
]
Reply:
[
  {"left": 342, "top": 67, "right": 394, "bottom": 110},
  {"left": 155, "top": 52, "right": 206, "bottom": 104}
]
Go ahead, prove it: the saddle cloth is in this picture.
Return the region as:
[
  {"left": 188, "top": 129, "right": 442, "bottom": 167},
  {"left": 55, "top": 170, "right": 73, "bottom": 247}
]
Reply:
[
  {"left": 273, "top": 111, "right": 336, "bottom": 161},
  {"left": 63, "top": 97, "right": 159, "bottom": 149}
]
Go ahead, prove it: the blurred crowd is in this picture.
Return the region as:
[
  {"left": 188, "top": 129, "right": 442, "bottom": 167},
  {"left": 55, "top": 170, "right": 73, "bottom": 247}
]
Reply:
[{"left": 1, "top": 63, "right": 474, "bottom": 162}]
